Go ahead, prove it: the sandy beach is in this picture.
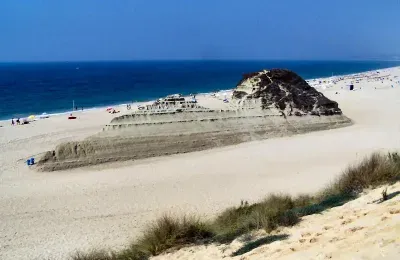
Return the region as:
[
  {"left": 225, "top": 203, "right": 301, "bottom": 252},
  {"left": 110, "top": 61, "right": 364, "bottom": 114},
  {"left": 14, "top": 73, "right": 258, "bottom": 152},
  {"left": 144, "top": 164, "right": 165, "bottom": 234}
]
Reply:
[{"left": 1, "top": 66, "right": 400, "bottom": 260}]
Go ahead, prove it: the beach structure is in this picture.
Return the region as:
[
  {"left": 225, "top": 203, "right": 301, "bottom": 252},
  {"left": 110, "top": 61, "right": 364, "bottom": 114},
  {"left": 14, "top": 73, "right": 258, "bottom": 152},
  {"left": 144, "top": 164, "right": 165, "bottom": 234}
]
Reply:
[{"left": 37, "top": 69, "right": 352, "bottom": 171}]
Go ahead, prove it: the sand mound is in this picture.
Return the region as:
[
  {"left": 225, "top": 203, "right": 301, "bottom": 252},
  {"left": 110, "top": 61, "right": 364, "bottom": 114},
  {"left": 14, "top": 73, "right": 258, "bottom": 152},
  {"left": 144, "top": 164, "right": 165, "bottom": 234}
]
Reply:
[
  {"left": 233, "top": 69, "right": 342, "bottom": 115},
  {"left": 37, "top": 112, "right": 351, "bottom": 171},
  {"left": 37, "top": 70, "right": 352, "bottom": 171}
]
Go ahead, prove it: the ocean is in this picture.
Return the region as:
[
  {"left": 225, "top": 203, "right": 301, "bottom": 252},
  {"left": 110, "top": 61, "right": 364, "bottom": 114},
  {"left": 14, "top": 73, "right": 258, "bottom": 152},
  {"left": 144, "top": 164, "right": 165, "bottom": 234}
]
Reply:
[{"left": 1, "top": 60, "right": 399, "bottom": 120}]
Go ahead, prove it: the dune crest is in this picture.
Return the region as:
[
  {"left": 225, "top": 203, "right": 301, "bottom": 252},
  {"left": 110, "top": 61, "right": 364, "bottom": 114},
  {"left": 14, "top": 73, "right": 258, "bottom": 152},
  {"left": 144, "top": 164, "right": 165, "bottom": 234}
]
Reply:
[{"left": 152, "top": 182, "right": 400, "bottom": 260}]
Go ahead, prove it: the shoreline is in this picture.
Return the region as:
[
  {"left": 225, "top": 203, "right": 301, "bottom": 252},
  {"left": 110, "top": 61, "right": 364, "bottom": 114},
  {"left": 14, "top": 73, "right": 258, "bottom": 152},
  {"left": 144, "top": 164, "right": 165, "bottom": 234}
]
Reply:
[
  {"left": 1, "top": 66, "right": 400, "bottom": 260},
  {"left": 1, "top": 65, "right": 399, "bottom": 124}
]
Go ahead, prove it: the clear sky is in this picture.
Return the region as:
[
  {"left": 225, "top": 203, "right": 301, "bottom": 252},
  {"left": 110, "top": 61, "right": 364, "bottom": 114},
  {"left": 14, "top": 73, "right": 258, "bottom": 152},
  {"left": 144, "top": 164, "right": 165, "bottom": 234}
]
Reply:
[{"left": 1, "top": 0, "right": 399, "bottom": 61}]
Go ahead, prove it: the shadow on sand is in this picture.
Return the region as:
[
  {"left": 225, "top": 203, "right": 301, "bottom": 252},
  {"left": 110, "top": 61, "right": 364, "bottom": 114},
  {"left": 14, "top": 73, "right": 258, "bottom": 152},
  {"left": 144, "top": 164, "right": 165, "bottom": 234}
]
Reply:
[
  {"left": 376, "top": 190, "right": 400, "bottom": 204},
  {"left": 294, "top": 193, "right": 356, "bottom": 217},
  {"left": 231, "top": 234, "right": 289, "bottom": 256}
]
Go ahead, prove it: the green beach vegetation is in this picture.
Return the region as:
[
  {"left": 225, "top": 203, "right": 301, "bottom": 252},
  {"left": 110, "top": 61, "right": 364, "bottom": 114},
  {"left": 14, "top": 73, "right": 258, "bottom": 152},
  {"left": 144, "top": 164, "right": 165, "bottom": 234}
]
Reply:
[{"left": 72, "top": 152, "right": 400, "bottom": 260}]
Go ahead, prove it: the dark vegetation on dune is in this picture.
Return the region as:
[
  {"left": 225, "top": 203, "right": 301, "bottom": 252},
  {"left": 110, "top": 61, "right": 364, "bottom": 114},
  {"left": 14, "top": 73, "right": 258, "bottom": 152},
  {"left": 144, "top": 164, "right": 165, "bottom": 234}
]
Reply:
[{"left": 72, "top": 152, "right": 400, "bottom": 260}]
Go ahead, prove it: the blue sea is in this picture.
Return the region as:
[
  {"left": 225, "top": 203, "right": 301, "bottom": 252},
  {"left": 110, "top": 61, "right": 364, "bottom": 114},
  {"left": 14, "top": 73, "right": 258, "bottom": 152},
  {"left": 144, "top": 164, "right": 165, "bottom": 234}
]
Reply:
[{"left": 1, "top": 60, "right": 399, "bottom": 120}]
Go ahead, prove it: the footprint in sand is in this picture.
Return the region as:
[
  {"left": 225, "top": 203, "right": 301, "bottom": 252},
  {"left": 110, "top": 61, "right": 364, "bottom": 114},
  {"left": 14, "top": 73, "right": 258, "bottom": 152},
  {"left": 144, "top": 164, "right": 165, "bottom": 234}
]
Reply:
[
  {"left": 341, "top": 219, "right": 353, "bottom": 225},
  {"left": 329, "top": 237, "right": 341, "bottom": 242},
  {"left": 309, "top": 238, "right": 318, "bottom": 243},
  {"left": 317, "top": 253, "right": 333, "bottom": 259},
  {"left": 301, "top": 232, "right": 311, "bottom": 237},
  {"left": 389, "top": 209, "right": 400, "bottom": 214},
  {"left": 323, "top": 226, "right": 332, "bottom": 230},
  {"left": 381, "top": 216, "right": 389, "bottom": 221},
  {"left": 346, "top": 226, "right": 364, "bottom": 234},
  {"left": 299, "top": 239, "right": 306, "bottom": 243}
]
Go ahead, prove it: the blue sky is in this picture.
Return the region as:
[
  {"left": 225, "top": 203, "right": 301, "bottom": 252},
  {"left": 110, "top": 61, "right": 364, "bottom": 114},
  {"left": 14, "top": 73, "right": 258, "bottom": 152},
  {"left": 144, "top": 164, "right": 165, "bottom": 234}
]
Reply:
[{"left": 1, "top": 0, "right": 399, "bottom": 61}]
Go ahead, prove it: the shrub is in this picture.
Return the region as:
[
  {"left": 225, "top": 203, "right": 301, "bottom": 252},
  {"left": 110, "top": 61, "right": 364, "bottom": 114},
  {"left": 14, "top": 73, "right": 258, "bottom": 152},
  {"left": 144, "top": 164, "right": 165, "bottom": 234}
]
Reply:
[
  {"left": 71, "top": 249, "right": 147, "bottom": 260},
  {"left": 136, "top": 215, "right": 214, "bottom": 256},
  {"left": 213, "top": 194, "right": 299, "bottom": 242},
  {"left": 381, "top": 187, "right": 388, "bottom": 201},
  {"left": 321, "top": 153, "right": 400, "bottom": 199},
  {"left": 72, "top": 251, "right": 114, "bottom": 260}
]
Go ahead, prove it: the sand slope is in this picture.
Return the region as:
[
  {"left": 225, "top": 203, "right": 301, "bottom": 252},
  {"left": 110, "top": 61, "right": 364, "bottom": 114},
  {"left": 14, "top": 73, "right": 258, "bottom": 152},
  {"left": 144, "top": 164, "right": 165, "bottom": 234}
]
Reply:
[
  {"left": 0, "top": 67, "right": 399, "bottom": 260},
  {"left": 38, "top": 112, "right": 351, "bottom": 172},
  {"left": 153, "top": 182, "right": 400, "bottom": 260}
]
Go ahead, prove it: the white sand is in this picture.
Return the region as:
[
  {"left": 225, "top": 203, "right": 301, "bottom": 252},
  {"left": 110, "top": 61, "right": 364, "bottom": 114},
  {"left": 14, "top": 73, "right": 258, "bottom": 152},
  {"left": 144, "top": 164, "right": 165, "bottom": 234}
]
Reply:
[
  {"left": 1, "top": 67, "right": 400, "bottom": 260},
  {"left": 154, "top": 182, "right": 400, "bottom": 260}
]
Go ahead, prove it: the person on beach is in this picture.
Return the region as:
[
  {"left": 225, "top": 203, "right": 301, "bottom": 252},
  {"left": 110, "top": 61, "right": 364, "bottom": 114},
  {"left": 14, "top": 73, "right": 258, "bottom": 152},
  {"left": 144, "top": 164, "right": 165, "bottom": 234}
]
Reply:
[
  {"left": 16, "top": 118, "right": 20, "bottom": 125},
  {"left": 11, "top": 118, "right": 14, "bottom": 126}
]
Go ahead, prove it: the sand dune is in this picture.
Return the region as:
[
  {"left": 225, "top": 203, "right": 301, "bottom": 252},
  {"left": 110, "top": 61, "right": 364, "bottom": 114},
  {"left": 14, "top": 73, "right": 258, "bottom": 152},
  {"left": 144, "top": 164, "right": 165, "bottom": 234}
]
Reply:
[
  {"left": 37, "top": 112, "right": 351, "bottom": 172},
  {"left": 37, "top": 69, "right": 352, "bottom": 172},
  {"left": 152, "top": 182, "right": 400, "bottom": 260},
  {"left": 0, "top": 67, "right": 399, "bottom": 260}
]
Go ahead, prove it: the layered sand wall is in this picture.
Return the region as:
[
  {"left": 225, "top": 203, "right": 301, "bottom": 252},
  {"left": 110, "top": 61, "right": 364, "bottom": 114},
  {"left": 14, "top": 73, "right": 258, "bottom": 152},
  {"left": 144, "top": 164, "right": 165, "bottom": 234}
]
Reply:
[{"left": 37, "top": 111, "right": 352, "bottom": 171}]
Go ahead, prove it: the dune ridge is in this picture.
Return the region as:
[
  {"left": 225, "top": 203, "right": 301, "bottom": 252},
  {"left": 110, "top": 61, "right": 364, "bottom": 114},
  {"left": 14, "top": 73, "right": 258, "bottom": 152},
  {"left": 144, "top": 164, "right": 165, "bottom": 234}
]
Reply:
[{"left": 38, "top": 112, "right": 351, "bottom": 171}]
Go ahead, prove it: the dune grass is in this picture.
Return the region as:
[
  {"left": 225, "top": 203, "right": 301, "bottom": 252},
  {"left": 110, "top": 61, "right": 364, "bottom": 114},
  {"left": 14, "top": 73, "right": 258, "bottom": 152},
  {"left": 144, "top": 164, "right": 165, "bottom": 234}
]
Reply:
[
  {"left": 135, "top": 215, "right": 214, "bottom": 255},
  {"left": 212, "top": 194, "right": 300, "bottom": 243},
  {"left": 72, "top": 152, "right": 400, "bottom": 260}
]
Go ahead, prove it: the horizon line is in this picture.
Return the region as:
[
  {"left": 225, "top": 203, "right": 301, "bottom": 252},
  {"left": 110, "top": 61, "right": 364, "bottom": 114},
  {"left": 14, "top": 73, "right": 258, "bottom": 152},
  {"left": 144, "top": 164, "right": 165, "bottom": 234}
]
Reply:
[{"left": 1, "top": 58, "right": 400, "bottom": 64}]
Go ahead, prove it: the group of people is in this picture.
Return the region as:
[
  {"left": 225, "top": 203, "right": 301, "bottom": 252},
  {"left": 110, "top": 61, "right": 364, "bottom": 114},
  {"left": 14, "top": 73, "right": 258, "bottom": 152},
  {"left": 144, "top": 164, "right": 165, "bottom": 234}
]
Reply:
[{"left": 11, "top": 118, "right": 21, "bottom": 126}]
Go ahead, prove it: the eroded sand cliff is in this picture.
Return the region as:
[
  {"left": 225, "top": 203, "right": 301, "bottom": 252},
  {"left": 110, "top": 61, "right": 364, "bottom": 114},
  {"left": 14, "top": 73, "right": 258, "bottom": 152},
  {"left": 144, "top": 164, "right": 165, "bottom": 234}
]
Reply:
[{"left": 37, "top": 69, "right": 352, "bottom": 171}]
